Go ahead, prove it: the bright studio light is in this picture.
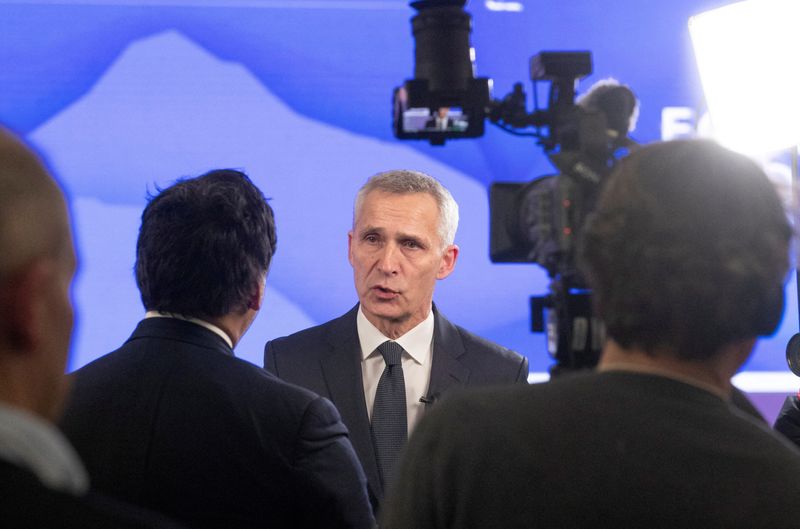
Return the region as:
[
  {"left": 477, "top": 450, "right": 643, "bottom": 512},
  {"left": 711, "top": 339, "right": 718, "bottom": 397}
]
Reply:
[{"left": 689, "top": 0, "right": 800, "bottom": 154}]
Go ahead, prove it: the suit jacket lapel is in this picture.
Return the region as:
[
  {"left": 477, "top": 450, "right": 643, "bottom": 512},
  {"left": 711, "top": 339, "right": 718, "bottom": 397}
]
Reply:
[
  {"left": 319, "top": 306, "right": 383, "bottom": 500},
  {"left": 316, "top": 305, "right": 471, "bottom": 504},
  {"left": 426, "top": 306, "right": 471, "bottom": 408}
]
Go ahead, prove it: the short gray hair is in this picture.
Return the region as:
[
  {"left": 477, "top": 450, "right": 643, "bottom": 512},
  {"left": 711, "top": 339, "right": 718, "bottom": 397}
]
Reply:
[{"left": 354, "top": 169, "right": 459, "bottom": 248}]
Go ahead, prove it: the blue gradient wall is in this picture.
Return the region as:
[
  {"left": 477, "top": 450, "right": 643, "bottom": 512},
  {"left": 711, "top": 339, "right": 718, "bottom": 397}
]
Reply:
[{"left": 0, "top": 0, "right": 794, "bottom": 375}]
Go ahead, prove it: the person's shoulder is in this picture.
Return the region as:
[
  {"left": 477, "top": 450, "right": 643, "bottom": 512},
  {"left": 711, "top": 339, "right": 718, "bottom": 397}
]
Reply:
[
  {"left": 455, "top": 324, "right": 519, "bottom": 358},
  {"left": 66, "top": 339, "right": 139, "bottom": 393},
  {"left": 269, "top": 321, "right": 331, "bottom": 348},
  {"left": 0, "top": 460, "right": 184, "bottom": 529},
  {"left": 193, "top": 353, "right": 343, "bottom": 433},
  {"left": 427, "top": 372, "right": 598, "bottom": 429},
  {"left": 725, "top": 410, "right": 800, "bottom": 503},
  {"left": 455, "top": 372, "right": 586, "bottom": 404},
  {"left": 439, "top": 313, "right": 528, "bottom": 378},
  {"left": 266, "top": 307, "right": 356, "bottom": 354},
  {"left": 730, "top": 400, "right": 800, "bottom": 461},
  {"left": 221, "top": 353, "right": 321, "bottom": 401},
  {"left": 234, "top": 364, "right": 348, "bottom": 443},
  {"left": 412, "top": 383, "right": 543, "bottom": 448}
]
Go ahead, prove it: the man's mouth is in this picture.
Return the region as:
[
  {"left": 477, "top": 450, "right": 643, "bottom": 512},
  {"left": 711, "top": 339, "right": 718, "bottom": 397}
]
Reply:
[{"left": 372, "top": 285, "right": 400, "bottom": 299}]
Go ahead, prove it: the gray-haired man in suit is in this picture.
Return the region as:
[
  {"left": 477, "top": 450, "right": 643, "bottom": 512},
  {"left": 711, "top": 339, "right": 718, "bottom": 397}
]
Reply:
[{"left": 265, "top": 169, "right": 529, "bottom": 512}]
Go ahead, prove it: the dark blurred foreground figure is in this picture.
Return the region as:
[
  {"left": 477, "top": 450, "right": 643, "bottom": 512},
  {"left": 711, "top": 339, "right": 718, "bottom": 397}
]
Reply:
[
  {"left": 775, "top": 390, "right": 800, "bottom": 445},
  {"left": 0, "top": 127, "right": 182, "bottom": 528},
  {"left": 381, "top": 139, "right": 800, "bottom": 529},
  {"left": 61, "top": 170, "right": 374, "bottom": 529}
]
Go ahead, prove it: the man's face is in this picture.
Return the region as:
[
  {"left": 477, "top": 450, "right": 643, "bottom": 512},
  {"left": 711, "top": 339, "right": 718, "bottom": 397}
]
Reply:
[{"left": 348, "top": 190, "right": 458, "bottom": 338}]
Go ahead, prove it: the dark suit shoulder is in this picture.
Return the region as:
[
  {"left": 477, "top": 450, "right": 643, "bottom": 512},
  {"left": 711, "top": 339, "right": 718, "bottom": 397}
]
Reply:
[
  {"left": 266, "top": 308, "right": 352, "bottom": 357},
  {"left": 264, "top": 323, "right": 330, "bottom": 379},
  {"left": 267, "top": 320, "right": 331, "bottom": 358},
  {"left": 453, "top": 323, "right": 522, "bottom": 362},
  {"left": 440, "top": 316, "right": 529, "bottom": 384},
  {"left": 70, "top": 329, "right": 323, "bottom": 413},
  {"left": 264, "top": 308, "right": 358, "bottom": 390},
  {"left": 62, "top": 320, "right": 374, "bottom": 528}
]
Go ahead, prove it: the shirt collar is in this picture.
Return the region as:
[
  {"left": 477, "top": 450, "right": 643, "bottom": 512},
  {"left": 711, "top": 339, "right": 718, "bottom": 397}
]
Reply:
[
  {"left": 0, "top": 403, "right": 89, "bottom": 495},
  {"left": 356, "top": 305, "right": 434, "bottom": 365},
  {"left": 145, "top": 310, "right": 234, "bottom": 349}
]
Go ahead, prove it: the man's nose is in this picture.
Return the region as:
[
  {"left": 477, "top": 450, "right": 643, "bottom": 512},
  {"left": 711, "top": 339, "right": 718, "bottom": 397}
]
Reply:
[{"left": 376, "top": 243, "right": 400, "bottom": 274}]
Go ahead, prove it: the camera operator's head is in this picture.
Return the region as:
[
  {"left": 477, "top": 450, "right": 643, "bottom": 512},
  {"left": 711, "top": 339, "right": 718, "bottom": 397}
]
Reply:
[
  {"left": 580, "top": 139, "right": 790, "bottom": 366},
  {"left": 576, "top": 78, "right": 639, "bottom": 147}
]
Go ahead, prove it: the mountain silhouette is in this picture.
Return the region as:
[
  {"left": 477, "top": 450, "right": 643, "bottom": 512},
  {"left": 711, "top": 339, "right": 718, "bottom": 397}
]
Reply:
[{"left": 30, "top": 30, "right": 550, "bottom": 368}]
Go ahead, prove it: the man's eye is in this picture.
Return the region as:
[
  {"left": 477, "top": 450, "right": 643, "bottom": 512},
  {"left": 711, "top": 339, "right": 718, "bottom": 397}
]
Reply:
[
  {"left": 403, "top": 240, "right": 420, "bottom": 249},
  {"left": 364, "top": 234, "right": 379, "bottom": 243}
]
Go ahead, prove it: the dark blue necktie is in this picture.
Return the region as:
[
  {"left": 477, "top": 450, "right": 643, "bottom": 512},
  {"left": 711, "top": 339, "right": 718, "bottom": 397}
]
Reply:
[{"left": 370, "top": 340, "right": 408, "bottom": 489}]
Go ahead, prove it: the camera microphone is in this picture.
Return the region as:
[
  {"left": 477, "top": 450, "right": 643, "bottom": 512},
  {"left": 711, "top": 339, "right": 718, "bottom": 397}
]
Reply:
[{"left": 785, "top": 333, "right": 800, "bottom": 377}]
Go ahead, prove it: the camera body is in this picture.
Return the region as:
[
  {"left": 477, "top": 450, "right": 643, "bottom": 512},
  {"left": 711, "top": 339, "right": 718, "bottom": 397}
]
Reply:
[
  {"left": 392, "top": 1, "right": 594, "bottom": 148},
  {"left": 392, "top": 2, "right": 491, "bottom": 144},
  {"left": 393, "top": 1, "right": 635, "bottom": 372}
]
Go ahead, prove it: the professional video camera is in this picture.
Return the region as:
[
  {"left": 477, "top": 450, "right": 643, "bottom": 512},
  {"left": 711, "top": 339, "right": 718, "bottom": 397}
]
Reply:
[{"left": 392, "top": 0, "right": 639, "bottom": 375}]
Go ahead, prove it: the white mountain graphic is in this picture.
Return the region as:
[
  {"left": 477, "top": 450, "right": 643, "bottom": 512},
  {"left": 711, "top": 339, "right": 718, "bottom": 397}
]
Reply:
[
  {"left": 29, "top": 30, "right": 549, "bottom": 369},
  {"left": 25, "top": 29, "right": 798, "bottom": 373}
]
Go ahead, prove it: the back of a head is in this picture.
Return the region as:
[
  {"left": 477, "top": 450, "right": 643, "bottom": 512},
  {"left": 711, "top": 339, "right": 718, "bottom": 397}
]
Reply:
[
  {"left": 135, "top": 169, "right": 276, "bottom": 320},
  {"left": 0, "top": 128, "right": 68, "bottom": 282},
  {"left": 576, "top": 78, "right": 639, "bottom": 141},
  {"left": 580, "top": 139, "right": 791, "bottom": 360},
  {"left": 0, "top": 127, "right": 75, "bottom": 421}
]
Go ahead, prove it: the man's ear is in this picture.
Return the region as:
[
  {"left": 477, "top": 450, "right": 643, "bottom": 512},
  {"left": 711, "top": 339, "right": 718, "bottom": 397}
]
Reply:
[
  {"left": 436, "top": 244, "right": 459, "bottom": 280},
  {"left": 246, "top": 277, "right": 266, "bottom": 312},
  {"left": 0, "top": 260, "right": 52, "bottom": 352},
  {"left": 347, "top": 231, "right": 355, "bottom": 267}
]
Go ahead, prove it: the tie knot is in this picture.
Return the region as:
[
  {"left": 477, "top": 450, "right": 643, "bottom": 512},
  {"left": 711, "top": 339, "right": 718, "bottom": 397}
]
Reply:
[{"left": 378, "top": 341, "right": 403, "bottom": 367}]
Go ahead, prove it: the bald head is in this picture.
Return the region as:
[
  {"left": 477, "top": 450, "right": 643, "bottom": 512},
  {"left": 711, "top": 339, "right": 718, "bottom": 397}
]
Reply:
[
  {"left": 0, "top": 128, "right": 69, "bottom": 279},
  {"left": 0, "top": 126, "right": 76, "bottom": 421}
]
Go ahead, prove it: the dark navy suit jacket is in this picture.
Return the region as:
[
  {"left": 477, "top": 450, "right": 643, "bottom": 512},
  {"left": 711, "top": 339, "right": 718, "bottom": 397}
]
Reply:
[
  {"left": 61, "top": 317, "right": 374, "bottom": 529},
  {"left": 264, "top": 304, "right": 529, "bottom": 511}
]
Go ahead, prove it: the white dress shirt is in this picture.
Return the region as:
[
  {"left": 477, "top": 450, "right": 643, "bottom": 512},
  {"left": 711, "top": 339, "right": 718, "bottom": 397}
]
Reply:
[
  {"left": 358, "top": 306, "right": 434, "bottom": 435},
  {"left": 0, "top": 402, "right": 89, "bottom": 494}
]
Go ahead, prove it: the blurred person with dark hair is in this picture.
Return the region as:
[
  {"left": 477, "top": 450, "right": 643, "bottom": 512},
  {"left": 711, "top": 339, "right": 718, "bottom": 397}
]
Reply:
[
  {"left": 576, "top": 77, "right": 639, "bottom": 149},
  {"left": 265, "top": 169, "right": 528, "bottom": 513},
  {"left": 381, "top": 140, "right": 800, "bottom": 529},
  {"left": 774, "top": 389, "right": 800, "bottom": 446},
  {"left": 61, "top": 170, "right": 373, "bottom": 529},
  {"left": 0, "top": 126, "right": 183, "bottom": 528}
]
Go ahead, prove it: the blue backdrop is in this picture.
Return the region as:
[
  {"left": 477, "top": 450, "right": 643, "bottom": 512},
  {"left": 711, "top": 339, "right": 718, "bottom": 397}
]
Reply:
[{"left": 1, "top": 0, "right": 794, "bottom": 374}]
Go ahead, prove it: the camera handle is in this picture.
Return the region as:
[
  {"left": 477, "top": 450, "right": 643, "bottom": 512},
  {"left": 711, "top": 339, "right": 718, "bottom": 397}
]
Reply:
[
  {"left": 531, "top": 277, "right": 604, "bottom": 377},
  {"left": 786, "top": 145, "right": 800, "bottom": 377}
]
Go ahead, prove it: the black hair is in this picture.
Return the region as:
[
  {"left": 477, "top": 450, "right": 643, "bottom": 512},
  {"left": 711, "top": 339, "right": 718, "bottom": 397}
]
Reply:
[{"left": 135, "top": 169, "right": 276, "bottom": 318}]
